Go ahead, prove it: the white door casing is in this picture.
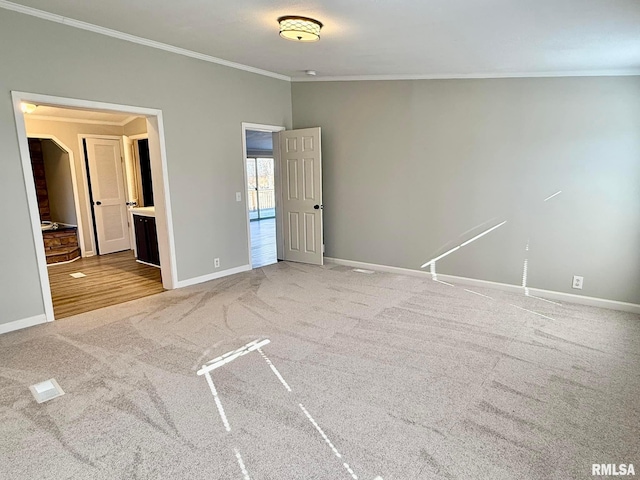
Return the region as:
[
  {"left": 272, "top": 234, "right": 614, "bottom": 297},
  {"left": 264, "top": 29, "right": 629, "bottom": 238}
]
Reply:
[
  {"left": 122, "top": 135, "right": 139, "bottom": 206},
  {"left": 279, "top": 127, "right": 323, "bottom": 265},
  {"left": 85, "top": 137, "right": 131, "bottom": 255},
  {"left": 122, "top": 135, "right": 138, "bottom": 250},
  {"left": 12, "top": 91, "right": 179, "bottom": 327}
]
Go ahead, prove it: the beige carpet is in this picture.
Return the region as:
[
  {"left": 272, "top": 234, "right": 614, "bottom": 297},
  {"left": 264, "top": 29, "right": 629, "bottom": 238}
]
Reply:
[{"left": 0, "top": 261, "right": 638, "bottom": 479}]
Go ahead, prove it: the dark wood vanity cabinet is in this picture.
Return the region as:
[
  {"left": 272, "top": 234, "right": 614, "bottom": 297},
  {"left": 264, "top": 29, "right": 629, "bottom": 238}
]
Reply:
[{"left": 133, "top": 214, "right": 160, "bottom": 266}]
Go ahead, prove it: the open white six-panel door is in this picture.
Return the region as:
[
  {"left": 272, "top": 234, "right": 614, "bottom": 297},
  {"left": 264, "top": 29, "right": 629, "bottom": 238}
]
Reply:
[{"left": 277, "top": 127, "right": 323, "bottom": 266}]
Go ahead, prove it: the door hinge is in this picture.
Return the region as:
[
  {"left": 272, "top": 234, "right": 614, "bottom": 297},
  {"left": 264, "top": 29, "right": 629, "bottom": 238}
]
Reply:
[{"left": 322, "top": 244, "right": 325, "bottom": 253}]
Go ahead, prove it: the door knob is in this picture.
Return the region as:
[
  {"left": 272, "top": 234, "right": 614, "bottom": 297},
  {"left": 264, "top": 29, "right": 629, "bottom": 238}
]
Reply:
[
  {"left": 314, "top": 204, "right": 323, "bottom": 210},
  {"left": 95, "top": 201, "right": 102, "bottom": 205}
]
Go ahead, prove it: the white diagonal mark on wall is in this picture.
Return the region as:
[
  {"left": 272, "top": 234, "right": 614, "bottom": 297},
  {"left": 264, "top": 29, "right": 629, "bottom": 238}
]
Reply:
[
  {"left": 421, "top": 221, "right": 507, "bottom": 268},
  {"left": 543, "top": 190, "right": 562, "bottom": 202},
  {"left": 522, "top": 239, "right": 530, "bottom": 296}
]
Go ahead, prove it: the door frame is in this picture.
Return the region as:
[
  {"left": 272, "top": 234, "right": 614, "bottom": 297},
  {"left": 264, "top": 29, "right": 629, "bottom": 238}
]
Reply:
[
  {"left": 241, "top": 122, "right": 285, "bottom": 268},
  {"left": 24, "top": 134, "right": 89, "bottom": 257},
  {"left": 129, "top": 133, "right": 149, "bottom": 210},
  {"left": 245, "top": 156, "right": 277, "bottom": 221},
  {"left": 126, "top": 133, "right": 149, "bottom": 249},
  {"left": 12, "top": 91, "right": 179, "bottom": 323},
  {"left": 78, "top": 134, "right": 129, "bottom": 255}
]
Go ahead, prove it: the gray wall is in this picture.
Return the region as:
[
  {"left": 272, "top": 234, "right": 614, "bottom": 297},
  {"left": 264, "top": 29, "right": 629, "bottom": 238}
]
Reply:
[
  {"left": 292, "top": 77, "right": 640, "bottom": 304},
  {"left": 41, "top": 139, "right": 77, "bottom": 226},
  {"left": 0, "top": 10, "right": 291, "bottom": 325}
]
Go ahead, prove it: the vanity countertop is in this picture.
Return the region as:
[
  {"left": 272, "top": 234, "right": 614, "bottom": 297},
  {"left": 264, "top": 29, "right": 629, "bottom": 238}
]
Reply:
[{"left": 130, "top": 206, "right": 155, "bottom": 218}]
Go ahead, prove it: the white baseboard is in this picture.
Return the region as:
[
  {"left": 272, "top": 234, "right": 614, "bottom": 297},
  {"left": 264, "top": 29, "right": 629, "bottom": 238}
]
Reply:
[
  {"left": 521, "top": 285, "right": 640, "bottom": 314},
  {"left": 175, "top": 264, "right": 251, "bottom": 289},
  {"left": 0, "top": 314, "right": 48, "bottom": 335},
  {"left": 432, "top": 272, "right": 529, "bottom": 294},
  {"left": 325, "top": 257, "right": 640, "bottom": 315}
]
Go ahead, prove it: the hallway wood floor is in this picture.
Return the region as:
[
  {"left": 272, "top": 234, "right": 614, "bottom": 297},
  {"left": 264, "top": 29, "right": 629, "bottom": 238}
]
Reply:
[
  {"left": 48, "top": 250, "right": 164, "bottom": 319},
  {"left": 251, "top": 218, "right": 277, "bottom": 268}
]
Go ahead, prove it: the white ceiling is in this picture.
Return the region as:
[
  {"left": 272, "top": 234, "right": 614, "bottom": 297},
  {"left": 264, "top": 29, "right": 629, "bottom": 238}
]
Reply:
[{"left": 6, "top": 0, "right": 640, "bottom": 79}]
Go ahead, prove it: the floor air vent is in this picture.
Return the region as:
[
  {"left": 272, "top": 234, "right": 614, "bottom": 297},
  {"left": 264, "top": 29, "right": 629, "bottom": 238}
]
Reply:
[{"left": 29, "top": 379, "right": 65, "bottom": 403}]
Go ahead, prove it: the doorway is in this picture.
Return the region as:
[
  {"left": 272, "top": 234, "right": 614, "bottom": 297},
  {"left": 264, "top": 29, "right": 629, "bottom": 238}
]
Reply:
[
  {"left": 246, "top": 157, "right": 275, "bottom": 221},
  {"left": 83, "top": 136, "right": 132, "bottom": 255},
  {"left": 13, "top": 91, "right": 177, "bottom": 322},
  {"left": 242, "top": 123, "right": 285, "bottom": 268}
]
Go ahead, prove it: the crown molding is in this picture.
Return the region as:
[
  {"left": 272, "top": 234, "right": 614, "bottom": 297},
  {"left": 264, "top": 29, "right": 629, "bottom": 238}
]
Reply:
[
  {"left": 3, "top": 0, "right": 638, "bottom": 85},
  {"left": 26, "top": 114, "right": 138, "bottom": 126},
  {"left": 0, "top": 0, "right": 291, "bottom": 82},
  {"left": 291, "top": 70, "right": 640, "bottom": 82}
]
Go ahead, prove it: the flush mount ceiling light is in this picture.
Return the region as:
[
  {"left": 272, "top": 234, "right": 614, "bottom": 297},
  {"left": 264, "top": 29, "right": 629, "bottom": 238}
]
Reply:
[
  {"left": 278, "top": 16, "right": 323, "bottom": 42},
  {"left": 21, "top": 102, "right": 37, "bottom": 114}
]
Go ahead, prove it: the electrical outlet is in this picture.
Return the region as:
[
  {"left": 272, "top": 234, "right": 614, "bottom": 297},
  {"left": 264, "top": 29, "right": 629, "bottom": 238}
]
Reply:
[
  {"left": 236, "top": 192, "right": 242, "bottom": 202},
  {"left": 572, "top": 275, "right": 583, "bottom": 289},
  {"left": 214, "top": 258, "right": 220, "bottom": 268}
]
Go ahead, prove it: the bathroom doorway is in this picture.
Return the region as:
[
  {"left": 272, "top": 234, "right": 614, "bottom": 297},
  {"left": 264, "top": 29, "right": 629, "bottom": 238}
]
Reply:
[
  {"left": 13, "top": 91, "right": 177, "bottom": 322},
  {"left": 242, "top": 123, "right": 284, "bottom": 268}
]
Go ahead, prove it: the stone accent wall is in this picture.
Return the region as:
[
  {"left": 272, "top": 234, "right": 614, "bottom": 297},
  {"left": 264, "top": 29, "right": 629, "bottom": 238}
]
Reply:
[
  {"left": 28, "top": 138, "right": 51, "bottom": 222},
  {"left": 43, "top": 228, "right": 80, "bottom": 264}
]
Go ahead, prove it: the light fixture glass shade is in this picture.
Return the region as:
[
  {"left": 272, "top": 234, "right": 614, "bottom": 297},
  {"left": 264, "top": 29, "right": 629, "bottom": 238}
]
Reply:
[
  {"left": 278, "top": 16, "right": 322, "bottom": 42},
  {"left": 21, "top": 102, "right": 37, "bottom": 114}
]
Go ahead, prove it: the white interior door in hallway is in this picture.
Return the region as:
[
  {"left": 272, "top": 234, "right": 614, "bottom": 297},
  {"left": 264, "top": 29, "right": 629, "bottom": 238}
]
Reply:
[
  {"left": 85, "top": 137, "right": 131, "bottom": 255},
  {"left": 278, "top": 127, "right": 323, "bottom": 265}
]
